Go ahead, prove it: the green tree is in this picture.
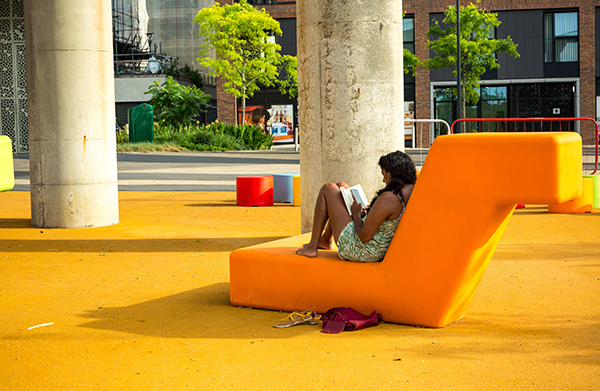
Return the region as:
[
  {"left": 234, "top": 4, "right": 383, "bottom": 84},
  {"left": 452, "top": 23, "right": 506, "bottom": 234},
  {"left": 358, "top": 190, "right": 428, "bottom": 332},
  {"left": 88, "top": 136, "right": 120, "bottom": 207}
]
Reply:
[
  {"left": 164, "top": 59, "right": 205, "bottom": 89},
  {"left": 145, "top": 76, "right": 211, "bottom": 141},
  {"left": 404, "top": 48, "right": 420, "bottom": 76},
  {"left": 278, "top": 54, "right": 297, "bottom": 98},
  {"left": 425, "top": 2, "right": 519, "bottom": 123},
  {"left": 194, "top": 0, "right": 283, "bottom": 125}
]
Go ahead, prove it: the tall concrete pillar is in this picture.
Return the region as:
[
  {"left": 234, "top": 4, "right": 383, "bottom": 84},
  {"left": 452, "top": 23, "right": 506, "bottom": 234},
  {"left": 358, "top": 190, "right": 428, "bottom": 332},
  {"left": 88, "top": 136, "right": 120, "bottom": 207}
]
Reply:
[
  {"left": 297, "top": 0, "right": 404, "bottom": 232},
  {"left": 24, "top": 0, "right": 119, "bottom": 228}
]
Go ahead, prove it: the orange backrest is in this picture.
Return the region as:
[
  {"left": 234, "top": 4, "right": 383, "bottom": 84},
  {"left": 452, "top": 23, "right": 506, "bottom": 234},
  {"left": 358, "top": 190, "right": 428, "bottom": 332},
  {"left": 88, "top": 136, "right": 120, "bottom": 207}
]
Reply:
[{"left": 381, "top": 132, "right": 582, "bottom": 326}]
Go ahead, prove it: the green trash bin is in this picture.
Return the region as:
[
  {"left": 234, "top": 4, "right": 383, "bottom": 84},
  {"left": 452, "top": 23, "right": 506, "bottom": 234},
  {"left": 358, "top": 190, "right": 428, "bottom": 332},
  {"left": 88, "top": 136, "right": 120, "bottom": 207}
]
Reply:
[{"left": 128, "top": 103, "right": 154, "bottom": 143}]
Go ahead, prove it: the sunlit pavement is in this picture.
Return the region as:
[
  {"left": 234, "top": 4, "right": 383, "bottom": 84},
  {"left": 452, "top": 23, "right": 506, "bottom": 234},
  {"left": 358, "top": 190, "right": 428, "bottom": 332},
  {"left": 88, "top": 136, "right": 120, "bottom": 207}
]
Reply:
[{"left": 1, "top": 190, "right": 599, "bottom": 390}]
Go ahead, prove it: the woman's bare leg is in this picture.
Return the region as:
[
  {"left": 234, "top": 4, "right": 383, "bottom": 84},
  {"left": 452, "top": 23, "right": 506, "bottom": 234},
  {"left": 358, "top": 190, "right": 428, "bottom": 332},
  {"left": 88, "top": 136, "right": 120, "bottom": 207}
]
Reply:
[
  {"left": 296, "top": 183, "right": 352, "bottom": 258},
  {"left": 317, "top": 182, "right": 350, "bottom": 250},
  {"left": 318, "top": 222, "right": 335, "bottom": 250}
]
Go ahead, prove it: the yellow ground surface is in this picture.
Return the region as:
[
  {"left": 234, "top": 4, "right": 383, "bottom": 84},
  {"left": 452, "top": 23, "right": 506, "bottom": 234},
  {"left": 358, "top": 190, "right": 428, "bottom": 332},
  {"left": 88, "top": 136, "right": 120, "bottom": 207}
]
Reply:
[{"left": 0, "top": 191, "right": 599, "bottom": 390}]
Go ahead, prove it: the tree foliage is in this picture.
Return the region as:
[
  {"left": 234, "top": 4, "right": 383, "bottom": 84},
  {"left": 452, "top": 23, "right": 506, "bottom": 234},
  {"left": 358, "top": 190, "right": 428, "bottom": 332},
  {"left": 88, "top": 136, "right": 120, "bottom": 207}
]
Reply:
[
  {"left": 278, "top": 54, "right": 298, "bottom": 98},
  {"left": 145, "top": 76, "right": 211, "bottom": 140},
  {"left": 404, "top": 48, "right": 420, "bottom": 76},
  {"left": 164, "top": 59, "right": 205, "bottom": 89},
  {"left": 425, "top": 2, "right": 519, "bottom": 119},
  {"left": 194, "top": 0, "right": 283, "bottom": 125}
]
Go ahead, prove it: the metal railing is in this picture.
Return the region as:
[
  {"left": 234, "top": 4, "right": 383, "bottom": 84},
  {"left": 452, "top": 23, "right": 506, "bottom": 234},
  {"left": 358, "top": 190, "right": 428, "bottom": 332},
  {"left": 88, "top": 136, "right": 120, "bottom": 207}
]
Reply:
[
  {"left": 404, "top": 119, "right": 451, "bottom": 148},
  {"left": 450, "top": 117, "right": 599, "bottom": 174}
]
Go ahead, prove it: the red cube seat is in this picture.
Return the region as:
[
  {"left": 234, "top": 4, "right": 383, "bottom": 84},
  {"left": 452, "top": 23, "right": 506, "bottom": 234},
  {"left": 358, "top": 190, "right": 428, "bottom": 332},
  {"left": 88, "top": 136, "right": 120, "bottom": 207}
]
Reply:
[{"left": 236, "top": 176, "right": 273, "bottom": 206}]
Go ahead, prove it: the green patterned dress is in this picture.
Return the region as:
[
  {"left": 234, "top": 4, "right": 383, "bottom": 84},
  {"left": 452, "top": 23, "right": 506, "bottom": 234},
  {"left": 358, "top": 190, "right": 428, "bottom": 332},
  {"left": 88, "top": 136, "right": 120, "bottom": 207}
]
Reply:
[{"left": 337, "top": 194, "right": 405, "bottom": 262}]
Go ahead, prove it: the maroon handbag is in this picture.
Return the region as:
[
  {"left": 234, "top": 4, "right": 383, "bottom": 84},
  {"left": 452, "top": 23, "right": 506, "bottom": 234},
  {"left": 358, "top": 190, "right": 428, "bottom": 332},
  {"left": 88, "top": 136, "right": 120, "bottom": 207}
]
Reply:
[{"left": 321, "top": 307, "right": 382, "bottom": 334}]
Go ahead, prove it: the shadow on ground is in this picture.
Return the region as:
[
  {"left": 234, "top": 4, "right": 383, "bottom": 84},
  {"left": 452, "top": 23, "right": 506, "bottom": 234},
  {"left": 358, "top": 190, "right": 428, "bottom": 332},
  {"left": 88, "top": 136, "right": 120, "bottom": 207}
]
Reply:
[
  {"left": 77, "top": 283, "right": 320, "bottom": 339},
  {"left": 0, "top": 218, "right": 31, "bottom": 228},
  {"left": 75, "top": 282, "right": 600, "bottom": 367},
  {"left": 0, "top": 237, "right": 286, "bottom": 253}
]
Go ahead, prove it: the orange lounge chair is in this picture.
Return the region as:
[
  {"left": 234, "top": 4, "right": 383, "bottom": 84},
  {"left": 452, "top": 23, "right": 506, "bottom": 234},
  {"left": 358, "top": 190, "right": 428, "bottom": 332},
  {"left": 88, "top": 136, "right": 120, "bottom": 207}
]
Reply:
[{"left": 230, "top": 133, "right": 582, "bottom": 327}]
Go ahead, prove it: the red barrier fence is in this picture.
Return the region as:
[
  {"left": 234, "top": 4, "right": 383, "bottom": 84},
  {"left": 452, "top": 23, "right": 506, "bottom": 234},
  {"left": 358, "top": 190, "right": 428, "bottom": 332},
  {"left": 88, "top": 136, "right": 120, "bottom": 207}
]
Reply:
[{"left": 450, "top": 117, "right": 599, "bottom": 174}]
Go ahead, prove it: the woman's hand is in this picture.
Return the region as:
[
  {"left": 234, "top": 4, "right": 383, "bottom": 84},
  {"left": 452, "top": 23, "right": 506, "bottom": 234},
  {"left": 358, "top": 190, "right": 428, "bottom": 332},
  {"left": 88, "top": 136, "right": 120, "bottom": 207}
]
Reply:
[{"left": 350, "top": 195, "right": 363, "bottom": 217}]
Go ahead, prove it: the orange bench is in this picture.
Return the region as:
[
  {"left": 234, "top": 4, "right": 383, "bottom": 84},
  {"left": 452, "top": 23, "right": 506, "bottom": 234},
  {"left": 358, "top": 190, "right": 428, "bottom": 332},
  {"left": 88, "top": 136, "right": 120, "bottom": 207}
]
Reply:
[{"left": 230, "top": 133, "right": 582, "bottom": 327}]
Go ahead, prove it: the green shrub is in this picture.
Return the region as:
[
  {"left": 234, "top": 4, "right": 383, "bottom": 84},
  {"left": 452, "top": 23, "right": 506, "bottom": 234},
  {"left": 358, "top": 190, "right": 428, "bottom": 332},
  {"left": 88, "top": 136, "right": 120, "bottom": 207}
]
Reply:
[
  {"left": 205, "top": 122, "right": 273, "bottom": 150},
  {"left": 192, "top": 129, "right": 215, "bottom": 145},
  {"left": 121, "top": 121, "right": 273, "bottom": 152},
  {"left": 153, "top": 122, "right": 171, "bottom": 142},
  {"left": 212, "top": 132, "right": 246, "bottom": 150},
  {"left": 145, "top": 77, "right": 210, "bottom": 141},
  {"left": 116, "top": 127, "right": 128, "bottom": 143}
]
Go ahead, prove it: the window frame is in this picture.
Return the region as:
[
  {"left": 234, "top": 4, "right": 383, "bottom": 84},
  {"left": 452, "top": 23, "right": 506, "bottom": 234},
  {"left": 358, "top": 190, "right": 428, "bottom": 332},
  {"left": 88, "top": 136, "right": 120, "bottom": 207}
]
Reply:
[
  {"left": 544, "top": 11, "right": 579, "bottom": 63},
  {"left": 403, "top": 14, "right": 415, "bottom": 55}
]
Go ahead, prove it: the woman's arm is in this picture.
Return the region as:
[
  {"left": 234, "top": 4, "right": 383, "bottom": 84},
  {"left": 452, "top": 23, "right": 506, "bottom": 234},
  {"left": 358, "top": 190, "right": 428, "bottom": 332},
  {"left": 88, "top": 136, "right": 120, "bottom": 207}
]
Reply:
[{"left": 352, "top": 191, "right": 401, "bottom": 243}]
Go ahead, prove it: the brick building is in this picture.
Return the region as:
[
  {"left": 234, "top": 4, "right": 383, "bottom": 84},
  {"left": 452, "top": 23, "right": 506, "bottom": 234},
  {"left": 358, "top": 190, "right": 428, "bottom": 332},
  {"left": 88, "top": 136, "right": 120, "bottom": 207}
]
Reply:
[{"left": 217, "top": 0, "right": 600, "bottom": 147}]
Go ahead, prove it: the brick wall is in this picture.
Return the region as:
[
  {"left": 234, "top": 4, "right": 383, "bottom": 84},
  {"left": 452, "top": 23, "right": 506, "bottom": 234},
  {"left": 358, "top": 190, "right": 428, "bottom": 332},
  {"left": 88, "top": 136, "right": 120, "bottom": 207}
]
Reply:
[
  {"left": 579, "top": 0, "right": 596, "bottom": 145},
  {"left": 413, "top": 0, "right": 433, "bottom": 146},
  {"left": 217, "top": 78, "right": 238, "bottom": 125},
  {"left": 405, "top": 0, "right": 597, "bottom": 146},
  {"left": 260, "top": 3, "right": 296, "bottom": 19},
  {"left": 215, "top": 0, "right": 237, "bottom": 125}
]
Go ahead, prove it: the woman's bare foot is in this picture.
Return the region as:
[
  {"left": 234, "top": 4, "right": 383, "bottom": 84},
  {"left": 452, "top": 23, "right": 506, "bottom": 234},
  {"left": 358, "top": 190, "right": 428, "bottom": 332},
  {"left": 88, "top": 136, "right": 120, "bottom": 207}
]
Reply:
[
  {"left": 300, "top": 240, "right": 333, "bottom": 251},
  {"left": 296, "top": 245, "right": 318, "bottom": 258}
]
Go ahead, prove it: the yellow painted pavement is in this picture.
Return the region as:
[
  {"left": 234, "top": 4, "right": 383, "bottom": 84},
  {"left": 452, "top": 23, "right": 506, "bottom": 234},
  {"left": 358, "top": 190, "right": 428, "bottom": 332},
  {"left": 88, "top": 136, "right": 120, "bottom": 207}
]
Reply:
[{"left": 0, "top": 191, "right": 598, "bottom": 390}]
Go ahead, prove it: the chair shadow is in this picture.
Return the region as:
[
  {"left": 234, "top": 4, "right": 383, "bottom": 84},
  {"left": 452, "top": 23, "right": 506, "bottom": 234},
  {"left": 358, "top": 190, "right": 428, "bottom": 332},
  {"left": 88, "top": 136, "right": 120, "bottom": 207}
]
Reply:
[
  {"left": 78, "top": 283, "right": 316, "bottom": 339},
  {"left": 0, "top": 236, "right": 287, "bottom": 253},
  {"left": 185, "top": 202, "right": 297, "bottom": 207},
  {"left": 185, "top": 201, "right": 237, "bottom": 207},
  {"left": 513, "top": 206, "right": 600, "bottom": 216}
]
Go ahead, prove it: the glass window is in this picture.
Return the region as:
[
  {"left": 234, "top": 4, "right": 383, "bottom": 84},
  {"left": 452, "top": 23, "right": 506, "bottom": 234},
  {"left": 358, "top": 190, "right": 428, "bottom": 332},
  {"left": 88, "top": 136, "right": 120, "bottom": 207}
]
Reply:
[
  {"left": 544, "top": 12, "right": 578, "bottom": 63},
  {"left": 403, "top": 15, "right": 414, "bottom": 54},
  {"left": 435, "top": 102, "right": 453, "bottom": 136},
  {"left": 487, "top": 24, "right": 495, "bottom": 39},
  {"left": 434, "top": 85, "right": 508, "bottom": 134},
  {"left": 481, "top": 86, "right": 507, "bottom": 129},
  {"left": 435, "top": 88, "right": 455, "bottom": 102},
  {"left": 481, "top": 86, "right": 507, "bottom": 100}
]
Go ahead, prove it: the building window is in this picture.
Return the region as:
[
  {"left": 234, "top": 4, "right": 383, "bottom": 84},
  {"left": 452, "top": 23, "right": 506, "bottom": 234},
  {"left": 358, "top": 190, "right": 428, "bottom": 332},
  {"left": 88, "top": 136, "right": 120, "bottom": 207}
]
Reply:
[
  {"left": 403, "top": 14, "right": 414, "bottom": 54},
  {"left": 434, "top": 85, "right": 508, "bottom": 133},
  {"left": 480, "top": 86, "right": 507, "bottom": 118},
  {"left": 544, "top": 12, "right": 578, "bottom": 63}
]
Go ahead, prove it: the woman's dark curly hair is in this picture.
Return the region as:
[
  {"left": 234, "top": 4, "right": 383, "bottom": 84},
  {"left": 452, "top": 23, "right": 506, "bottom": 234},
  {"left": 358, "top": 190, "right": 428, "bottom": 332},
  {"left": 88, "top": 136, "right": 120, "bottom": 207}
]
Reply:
[{"left": 370, "top": 150, "right": 417, "bottom": 207}]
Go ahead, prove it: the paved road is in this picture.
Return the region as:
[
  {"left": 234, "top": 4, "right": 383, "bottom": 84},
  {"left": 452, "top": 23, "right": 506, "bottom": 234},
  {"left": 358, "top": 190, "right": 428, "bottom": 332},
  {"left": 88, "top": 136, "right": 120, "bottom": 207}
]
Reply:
[{"left": 11, "top": 145, "right": 429, "bottom": 191}]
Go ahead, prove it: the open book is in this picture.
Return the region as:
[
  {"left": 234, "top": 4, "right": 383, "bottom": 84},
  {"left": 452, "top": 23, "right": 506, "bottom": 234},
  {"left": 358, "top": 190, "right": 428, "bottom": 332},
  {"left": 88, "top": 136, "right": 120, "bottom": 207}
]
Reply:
[{"left": 340, "top": 185, "right": 368, "bottom": 216}]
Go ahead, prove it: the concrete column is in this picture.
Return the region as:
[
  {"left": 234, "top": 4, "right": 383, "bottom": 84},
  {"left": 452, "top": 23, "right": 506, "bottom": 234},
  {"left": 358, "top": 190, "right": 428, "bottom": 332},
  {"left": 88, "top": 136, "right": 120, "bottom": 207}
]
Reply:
[
  {"left": 24, "top": 0, "right": 119, "bottom": 228},
  {"left": 297, "top": 0, "right": 404, "bottom": 232}
]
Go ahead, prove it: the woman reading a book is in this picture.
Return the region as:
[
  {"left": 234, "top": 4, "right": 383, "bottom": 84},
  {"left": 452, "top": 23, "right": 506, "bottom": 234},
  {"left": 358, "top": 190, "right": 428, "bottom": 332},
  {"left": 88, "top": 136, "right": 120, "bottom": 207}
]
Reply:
[{"left": 296, "top": 151, "right": 416, "bottom": 262}]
